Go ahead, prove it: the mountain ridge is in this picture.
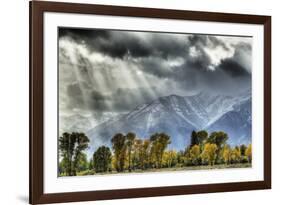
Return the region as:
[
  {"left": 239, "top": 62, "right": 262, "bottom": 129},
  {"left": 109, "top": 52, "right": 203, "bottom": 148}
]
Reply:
[{"left": 86, "top": 91, "right": 251, "bottom": 151}]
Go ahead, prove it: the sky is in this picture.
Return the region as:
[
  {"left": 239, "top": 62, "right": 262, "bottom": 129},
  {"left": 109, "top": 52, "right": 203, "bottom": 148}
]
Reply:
[{"left": 58, "top": 28, "right": 252, "bottom": 123}]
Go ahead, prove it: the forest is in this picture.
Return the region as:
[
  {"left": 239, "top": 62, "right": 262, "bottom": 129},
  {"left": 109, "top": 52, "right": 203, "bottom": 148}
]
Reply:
[{"left": 58, "top": 130, "right": 252, "bottom": 176}]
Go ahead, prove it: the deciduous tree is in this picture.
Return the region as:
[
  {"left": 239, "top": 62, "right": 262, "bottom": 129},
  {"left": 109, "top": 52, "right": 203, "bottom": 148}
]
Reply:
[
  {"left": 59, "top": 132, "right": 89, "bottom": 176},
  {"left": 137, "top": 139, "right": 150, "bottom": 170},
  {"left": 131, "top": 139, "right": 142, "bottom": 170},
  {"left": 201, "top": 143, "right": 218, "bottom": 166},
  {"left": 150, "top": 133, "right": 171, "bottom": 168},
  {"left": 230, "top": 146, "right": 241, "bottom": 164},
  {"left": 197, "top": 130, "right": 208, "bottom": 147},
  {"left": 207, "top": 131, "right": 228, "bottom": 163},
  {"left": 75, "top": 152, "right": 88, "bottom": 172},
  {"left": 189, "top": 145, "right": 201, "bottom": 165},
  {"left": 245, "top": 144, "right": 252, "bottom": 163},
  {"left": 93, "top": 146, "right": 112, "bottom": 173},
  {"left": 163, "top": 150, "right": 177, "bottom": 168},
  {"left": 222, "top": 145, "right": 231, "bottom": 164},
  {"left": 126, "top": 132, "right": 136, "bottom": 172},
  {"left": 111, "top": 133, "right": 126, "bottom": 172}
]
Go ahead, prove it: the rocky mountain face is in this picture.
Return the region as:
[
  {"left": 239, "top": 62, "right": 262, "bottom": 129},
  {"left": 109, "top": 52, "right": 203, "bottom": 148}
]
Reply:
[{"left": 86, "top": 90, "right": 252, "bottom": 151}]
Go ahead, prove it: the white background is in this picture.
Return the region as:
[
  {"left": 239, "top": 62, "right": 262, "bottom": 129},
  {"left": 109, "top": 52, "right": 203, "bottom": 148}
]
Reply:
[{"left": 0, "top": 0, "right": 279, "bottom": 204}]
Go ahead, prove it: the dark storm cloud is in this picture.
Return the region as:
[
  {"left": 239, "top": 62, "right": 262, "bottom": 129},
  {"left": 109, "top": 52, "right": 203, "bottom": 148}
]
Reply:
[
  {"left": 59, "top": 27, "right": 252, "bottom": 114},
  {"left": 97, "top": 36, "right": 152, "bottom": 58},
  {"left": 232, "top": 42, "right": 252, "bottom": 72},
  {"left": 59, "top": 28, "right": 152, "bottom": 58},
  {"left": 218, "top": 59, "right": 250, "bottom": 77},
  {"left": 147, "top": 35, "right": 189, "bottom": 59},
  {"left": 59, "top": 28, "right": 110, "bottom": 41},
  {"left": 59, "top": 28, "right": 190, "bottom": 59},
  {"left": 168, "top": 59, "right": 250, "bottom": 94}
]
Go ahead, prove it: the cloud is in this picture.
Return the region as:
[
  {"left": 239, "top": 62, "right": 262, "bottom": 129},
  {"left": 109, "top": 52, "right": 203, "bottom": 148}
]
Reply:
[
  {"left": 59, "top": 28, "right": 110, "bottom": 41},
  {"left": 66, "top": 84, "right": 159, "bottom": 113},
  {"left": 58, "top": 27, "right": 252, "bottom": 116},
  {"left": 59, "top": 29, "right": 152, "bottom": 58},
  {"left": 59, "top": 29, "right": 191, "bottom": 59},
  {"left": 66, "top": 82, "right": 85, "bottom": 109},
  {"left": 218, "top": 59, "right": 250, "bottom": 77}
]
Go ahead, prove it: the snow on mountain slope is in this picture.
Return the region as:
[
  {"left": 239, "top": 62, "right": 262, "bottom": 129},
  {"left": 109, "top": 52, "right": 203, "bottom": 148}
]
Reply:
[
  {"left": 206, "top": 98, "right": 252, "bottom": 145},
  {"left": 87, "top": 97, "right": 197, "bottom": 151},
  {"left": 86, "top": 90, "right": 251, "bottom": 151}
]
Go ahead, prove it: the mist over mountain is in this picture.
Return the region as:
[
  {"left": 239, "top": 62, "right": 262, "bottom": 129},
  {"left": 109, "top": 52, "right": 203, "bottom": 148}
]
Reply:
[
  {"left": 59, "top": 114, "right": 93, "bottom": 134},
  {"left": 85, "top": 90, "right": 251, "bottom": 152}
]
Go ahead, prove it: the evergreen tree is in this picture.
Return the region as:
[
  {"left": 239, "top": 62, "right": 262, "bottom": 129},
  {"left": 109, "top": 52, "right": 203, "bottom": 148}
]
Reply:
[
  {"left": 240, "top": 144, "right": 247, "bottom": 156},
  {"left": 190, "top": 130, "right": 199, "bottom": 148}
]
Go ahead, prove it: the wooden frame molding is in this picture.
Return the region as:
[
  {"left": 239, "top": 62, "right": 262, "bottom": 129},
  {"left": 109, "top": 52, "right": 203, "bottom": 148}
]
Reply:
[{"left": 30, "top": 1, "right": 271, "bottom": 204}]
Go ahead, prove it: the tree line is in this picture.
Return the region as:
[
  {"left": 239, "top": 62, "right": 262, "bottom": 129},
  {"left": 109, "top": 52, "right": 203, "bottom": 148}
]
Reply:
[{"left": 59, "top": 130, "right": 252, "bottom": 176}]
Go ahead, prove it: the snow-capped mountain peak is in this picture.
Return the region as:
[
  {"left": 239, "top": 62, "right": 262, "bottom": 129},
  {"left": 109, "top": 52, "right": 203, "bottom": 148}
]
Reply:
[{"left": 86, "top": 91, "right": 251, "bottom": 151}]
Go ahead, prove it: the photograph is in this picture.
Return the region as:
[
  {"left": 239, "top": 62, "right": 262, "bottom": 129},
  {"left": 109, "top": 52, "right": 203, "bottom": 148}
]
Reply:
[
  {"left": 29, "top": 1, "right": 271, "bottom": 203},
  {"left": 58, "top": 28, "right": 253, "bottom": 177}
]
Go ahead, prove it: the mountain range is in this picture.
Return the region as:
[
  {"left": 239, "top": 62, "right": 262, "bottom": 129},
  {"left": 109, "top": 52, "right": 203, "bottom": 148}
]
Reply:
[{"left": 84, "top": 90, "right": 252, "bottom": 151}]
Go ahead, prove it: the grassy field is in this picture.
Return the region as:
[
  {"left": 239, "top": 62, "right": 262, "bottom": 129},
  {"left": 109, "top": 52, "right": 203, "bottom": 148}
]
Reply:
[
  {"left": 60, "top": 163, "right": 251, "bottom": 177},
  {"left": 128, "top": 163, "right": 252, "bottom": 173}
]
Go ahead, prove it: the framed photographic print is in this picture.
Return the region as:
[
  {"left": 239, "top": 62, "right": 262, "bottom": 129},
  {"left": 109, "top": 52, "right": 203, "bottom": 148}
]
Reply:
[{"left": 30, "top": 1, "right": 271, "bottom": 204}]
